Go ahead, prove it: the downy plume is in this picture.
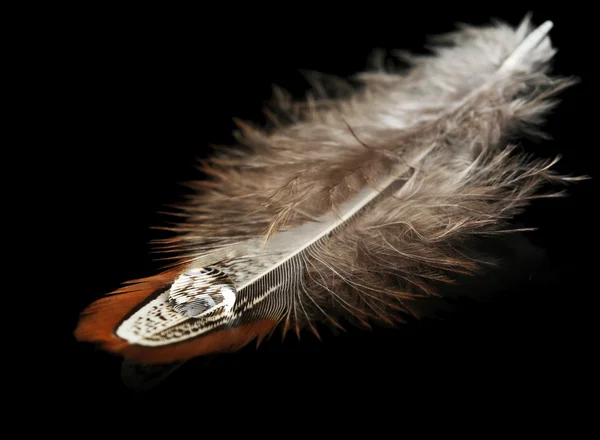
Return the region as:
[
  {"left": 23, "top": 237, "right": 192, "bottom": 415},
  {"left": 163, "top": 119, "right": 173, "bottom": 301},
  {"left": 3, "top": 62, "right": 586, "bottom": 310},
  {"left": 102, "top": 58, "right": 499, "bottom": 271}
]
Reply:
[{"left": 75, "top": 16, "right": 581, "bottom": 367}]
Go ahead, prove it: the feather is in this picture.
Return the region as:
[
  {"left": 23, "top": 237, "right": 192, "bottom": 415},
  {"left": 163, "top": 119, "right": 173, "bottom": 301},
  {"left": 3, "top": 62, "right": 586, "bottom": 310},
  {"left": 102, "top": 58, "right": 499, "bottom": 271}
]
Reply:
[{"left": 75, "top": 16, "right": 581, "bottom": 367}]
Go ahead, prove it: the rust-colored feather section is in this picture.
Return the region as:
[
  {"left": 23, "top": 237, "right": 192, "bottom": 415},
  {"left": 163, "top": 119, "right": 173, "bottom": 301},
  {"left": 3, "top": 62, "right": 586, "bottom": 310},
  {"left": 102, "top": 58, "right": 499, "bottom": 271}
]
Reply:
[
  {"left": 74, "top": 268, "right": 278, "bottom": 363},
  {"left": 111, "top": 321, "right": 277, "bottom": 364},
  {"left": 74, "top": 268, "right": 180, "bottom": 358}
]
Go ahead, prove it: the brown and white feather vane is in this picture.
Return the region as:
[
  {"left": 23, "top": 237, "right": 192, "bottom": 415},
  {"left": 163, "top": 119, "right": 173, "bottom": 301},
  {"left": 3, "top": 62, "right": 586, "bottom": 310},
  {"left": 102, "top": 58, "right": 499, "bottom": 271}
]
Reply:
[{"left": 75, "top": 17, "right": 580, "bottom": 366}]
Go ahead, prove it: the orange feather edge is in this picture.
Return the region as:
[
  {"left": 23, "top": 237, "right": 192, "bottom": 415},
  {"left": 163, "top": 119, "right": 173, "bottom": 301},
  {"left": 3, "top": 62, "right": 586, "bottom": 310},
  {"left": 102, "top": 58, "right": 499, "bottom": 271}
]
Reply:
[{"left": 74, "top": 268, "right": 278, "bottom": 364}]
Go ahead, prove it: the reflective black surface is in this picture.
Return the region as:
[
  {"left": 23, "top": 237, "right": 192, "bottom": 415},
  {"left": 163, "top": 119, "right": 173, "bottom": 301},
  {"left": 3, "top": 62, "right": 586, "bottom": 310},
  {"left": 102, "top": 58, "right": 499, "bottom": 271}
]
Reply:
[{"left": 58, "top": 5, "right": 595, "bottom": 426}]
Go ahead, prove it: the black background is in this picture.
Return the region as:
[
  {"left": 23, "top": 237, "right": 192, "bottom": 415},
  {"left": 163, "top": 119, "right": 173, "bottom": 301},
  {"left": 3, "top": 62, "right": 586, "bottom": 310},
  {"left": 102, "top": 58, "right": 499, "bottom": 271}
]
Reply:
[{"left": 57, "top": 5, "right": 595, "bottom": 423}]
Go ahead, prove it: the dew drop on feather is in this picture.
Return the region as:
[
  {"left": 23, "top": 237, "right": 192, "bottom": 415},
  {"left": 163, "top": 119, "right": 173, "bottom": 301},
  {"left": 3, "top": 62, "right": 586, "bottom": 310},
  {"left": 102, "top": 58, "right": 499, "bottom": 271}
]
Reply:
[{"left": 168, "top": 267, "right": 237, "bottom": 318}]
